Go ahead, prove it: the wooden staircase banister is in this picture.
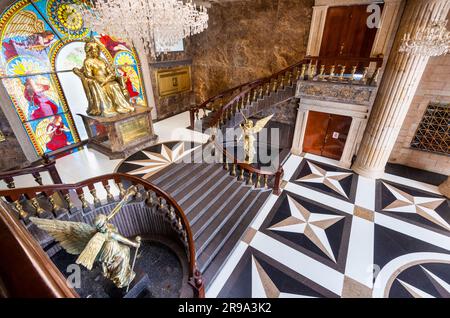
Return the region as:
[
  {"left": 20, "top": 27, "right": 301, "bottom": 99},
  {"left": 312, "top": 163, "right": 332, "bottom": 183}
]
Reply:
[
  {"left": 0, "top": 160, "right": 62, "bottom": 188},
  {"left": 215, "top": 141, "right": 284, "bottom": 195},
  {"left": 0, "top": 172, "right": 203, "bottom": 297}
]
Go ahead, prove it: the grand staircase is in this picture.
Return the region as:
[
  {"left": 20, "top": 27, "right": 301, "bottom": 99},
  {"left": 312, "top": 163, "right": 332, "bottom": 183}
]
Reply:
[{"left": 145, "top": 144, "right": 272, "bottom": 288}]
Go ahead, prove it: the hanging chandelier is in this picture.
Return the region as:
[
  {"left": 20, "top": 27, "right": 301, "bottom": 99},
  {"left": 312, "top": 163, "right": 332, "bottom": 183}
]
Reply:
[
  {"left": 79, "top": 0, "right": 209, "bottom": 56},
  {"left": 399, "top": 20, "right": 450, "bottom": 56}
]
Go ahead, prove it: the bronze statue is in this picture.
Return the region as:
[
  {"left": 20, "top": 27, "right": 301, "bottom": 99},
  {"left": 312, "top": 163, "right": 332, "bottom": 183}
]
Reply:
[
  {"left": 73, "top": 39, "right": 135, "bottom": 117},
  {"left": 240, "top": 114, "right": 274, "bottom": 164},
  {"left": 30, "top": 187, "right": 141, "bottom": 289}
]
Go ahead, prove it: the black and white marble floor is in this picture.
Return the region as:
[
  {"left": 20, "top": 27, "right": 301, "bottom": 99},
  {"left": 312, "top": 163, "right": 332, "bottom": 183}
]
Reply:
[{"left": 207, "top": 153, "right": 450, "bottom": 298}]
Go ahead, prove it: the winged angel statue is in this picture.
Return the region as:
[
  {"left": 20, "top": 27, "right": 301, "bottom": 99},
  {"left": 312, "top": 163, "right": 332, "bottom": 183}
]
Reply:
[
  {"left": 239, "top": 114, "right": 274, "bottom": 164},
  {"left": 30, "top": 187, "right": 141, "bottom": 289}
]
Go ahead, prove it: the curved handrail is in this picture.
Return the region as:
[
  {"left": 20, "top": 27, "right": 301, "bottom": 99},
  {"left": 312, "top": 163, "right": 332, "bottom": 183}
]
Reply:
[
  {"left": 215, "top": 141, "right": 284, "bottom": 195},
  {"left": 0, "top": 160, "right": 63, "bottom": 188},
  {"left": 0, "top": 173, "right": 198, "bottom": 285}
]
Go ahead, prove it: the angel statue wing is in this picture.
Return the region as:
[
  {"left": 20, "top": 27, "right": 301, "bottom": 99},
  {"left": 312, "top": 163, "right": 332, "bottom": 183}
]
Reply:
[
  {"left": 30, "top": 217, "right": 96, "bottom": 255},
  {"left": 30, "top": 217, "right": 106, "bottom": 270},
  {"left": 252, "top": 114, "right": 274, "bottom": 134},
  {"left": 4, "top": 11, "right": 46, "bottom": 38}
]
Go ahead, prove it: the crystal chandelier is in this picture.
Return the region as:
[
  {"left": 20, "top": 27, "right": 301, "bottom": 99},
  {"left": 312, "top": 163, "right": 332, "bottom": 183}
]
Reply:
[
  {"left": 399, "top": 20, "right": 450, "bottom": 56},
  {"left": 79, "top": 0, "right": 209, "bottom": 56}
]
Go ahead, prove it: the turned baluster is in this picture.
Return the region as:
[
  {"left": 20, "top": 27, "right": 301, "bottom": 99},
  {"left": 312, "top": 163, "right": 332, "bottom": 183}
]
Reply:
[
  {"left": 13, "top": 200, "right": 28, "bottom": 219},
  {"left": 371, "top": 67, "right": 381, "bottom": 85},
  {"left": 279, "top": 76, "right": 285, "bottom": 89},
  {"left": 247, "top": 172, "right": 254, "bottom": 186},
  {"left": 329, "top": 65, "right": 335, "bottom": 79},
  {"left": 89, "top": 186, "right": 101, "bottom": 207},
  {"left": 246, "top": 91, "right": 252, "bottom": 105},
  {"left": 4, "top": 177, "right": 15, "bottom": 189},
  {"left": 252, "top": 89, "right": 258, "bottom": 102},
  {"left": 259, "top": 85, "right": 264, "bottom": 98},
  {"left": 339, "top": 65, "right": 346, "bottom": 81},
  {"left": 76, "top": 189, "right": 89, "bottom": 210},
  {"left": 265, "top": 82, "right": 271, "bottom": 96},
  {"left": 46, "top": 191, "right": 61, "bottom": 214},
  {"left": 117, "top": 182, "right": 126, "bottom": 198},
  {"left": 30, "top": 197, "right": 45, "bottom": 215},
  {"left": 158, "top": 196, "right": 164, "bottom": 209},
  {"left": 264, "top": 175, "right": 269, "bottom": 189},
  {"left": 319, "top": 65, "right": 325, "bottom": 80},
  {"left": 32, "top": 172, "right": 43, "bottom": 186},
  {"left": 309, "top": 65, "right": 316, "bottom": 79},
  {"left": 239, "top": 167, "right": 245, "bottom": 181},
  {"left": 361, "top": 67, "right": 369, "bottom": 84},
  {"left": 350, "top": 66, "right": 357, "bottom": 81},
  {"left": 287, "top": 72, "right": 293, "bottom": 86},
  {"left": 299, "top": 64, "right": 306, "bottom": 80},
  {"left": 231, "top": 163, "right": 236, "bottom": 176},
  {"left": 272, "top": 79, "right": 278, "bottom": 92},
  {"left": 64, "top": 193, "right": 75, "bottom": 210},
  {"left": 256, "top": 174, "right": 261, "bottom": 188},
  {"left": 146, "top": 191, "right": 154, "bottom": 205},
  {"left": 102, "top": 181, "right": 115, "bottom": 202}
]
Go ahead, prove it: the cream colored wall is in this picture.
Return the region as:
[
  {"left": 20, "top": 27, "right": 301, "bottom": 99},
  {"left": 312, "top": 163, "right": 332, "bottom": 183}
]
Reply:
[{"left": 388, "top": 53, "right": 450, "bottom": 175}]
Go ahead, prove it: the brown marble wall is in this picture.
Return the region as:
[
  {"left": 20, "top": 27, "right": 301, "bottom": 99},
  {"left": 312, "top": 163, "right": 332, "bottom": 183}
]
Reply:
[
  {"left": 150, "top": 0, "right": 313, "bottom": 119},
  {"left": 0, "top": 108, "right": 28, "bottom": 171},
  {"left": 186, "top": 0, "right": 313, "bottom": 103}
]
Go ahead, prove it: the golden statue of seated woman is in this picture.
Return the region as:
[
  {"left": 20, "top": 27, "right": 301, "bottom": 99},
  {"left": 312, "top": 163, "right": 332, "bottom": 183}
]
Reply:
[{"left": 74, "top": 39, "right": 135, "bottom": 117}]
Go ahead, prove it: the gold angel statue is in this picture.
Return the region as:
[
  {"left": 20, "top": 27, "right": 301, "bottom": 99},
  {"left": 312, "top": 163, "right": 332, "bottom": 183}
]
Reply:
[
  {"left": 73, "top": 39, "right": 135, "bottom": 117},
  {"left": 239, "top": 114, "right": 274, "bottom": 164},
  {"left": 30, "top": 187, "right": 141, "bottom": 289}
]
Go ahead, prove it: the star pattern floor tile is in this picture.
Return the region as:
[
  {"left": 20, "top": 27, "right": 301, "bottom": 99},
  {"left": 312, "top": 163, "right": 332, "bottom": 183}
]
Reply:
[
  {"left": 290, "top": 159, "right": 358, "bottom": 202},
  {"left": 260, "top": 191, "right": 352, "bottom": 271},
  {"left": 376, "top": 180, "right": 450, "bottom": 235},
  {"left": 209, "top": 154, "right": 450, "bottom": 298}
]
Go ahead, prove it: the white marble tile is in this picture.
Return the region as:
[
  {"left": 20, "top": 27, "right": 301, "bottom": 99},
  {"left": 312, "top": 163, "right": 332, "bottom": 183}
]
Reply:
[
  {"left": 250, "top": 194, "right": 280, "bottom": 230},
  {"left": 250, "top": 231, "right": 344, "bottom": 296},
  {"left": 303, "top": 153, "right": 342, "bottom": 168},
  {"left": 206, "top": 241, "right": 249, "bottom": 298},
  {"left": 375, "top": 212, "right": 450, "bottom": 251},
  {"left": 354, "top": 175, "right": 376, "bottom": 211},
  {"left": 285, "top": 182, "right": 355, "bottom": 215},
  {"left": 281, "top": 154, "right": 303, "bottom": 181},
  {"left": 382, "top": 172, "right": 441, "bottom": 195},
  {"left": 345, "top": 216, "right": 375, "bottom": 288}
]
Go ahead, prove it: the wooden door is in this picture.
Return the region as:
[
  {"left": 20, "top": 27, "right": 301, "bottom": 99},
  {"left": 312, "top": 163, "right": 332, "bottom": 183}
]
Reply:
[
  {"left": 319, "top": 4, "right": 383, "bottom": 70},
  {"left": 303, "top": 111, "right": 352, "bottom": 160}
]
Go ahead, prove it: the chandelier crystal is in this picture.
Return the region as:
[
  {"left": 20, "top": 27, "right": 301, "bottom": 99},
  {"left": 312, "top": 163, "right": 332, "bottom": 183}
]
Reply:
[
  {"left": 79, "top": 0, "right": 209, "bottom": 56},
  {"left": 399, "top": 20, "right": 450, "bottom": 56}
]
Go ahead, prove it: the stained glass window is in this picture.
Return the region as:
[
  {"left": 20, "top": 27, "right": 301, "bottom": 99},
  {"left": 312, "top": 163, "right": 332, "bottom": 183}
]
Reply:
[
  {"left": 0, "top": 0, "right": 148, "bottom": 155},
  {"left": 410, "top": 103, "right": 449, "bottom": 156}
]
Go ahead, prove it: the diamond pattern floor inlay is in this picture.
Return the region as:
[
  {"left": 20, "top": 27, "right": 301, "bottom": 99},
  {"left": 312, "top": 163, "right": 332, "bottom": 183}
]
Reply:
[{"left": 207, "top": 155, "right": 450, "bottom": 298}]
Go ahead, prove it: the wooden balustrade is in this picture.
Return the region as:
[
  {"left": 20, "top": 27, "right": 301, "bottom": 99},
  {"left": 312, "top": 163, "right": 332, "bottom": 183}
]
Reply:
[
  {"left": 0, "top": 159, "right": 62, "bottom": 189},
  {"left": 0, "top": 173, "right": 204, "bottom": 298},
  {"left": 215, "top": 142, "right": 284, "bottom": 196},
  {"left": 189, "top": 55, "right": 384, "bottom": 130}
]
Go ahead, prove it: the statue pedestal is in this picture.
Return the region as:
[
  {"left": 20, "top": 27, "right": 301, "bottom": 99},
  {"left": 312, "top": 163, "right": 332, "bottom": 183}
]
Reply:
[{"left": 79, "top": 106, "right": 158, "bottom": 159}]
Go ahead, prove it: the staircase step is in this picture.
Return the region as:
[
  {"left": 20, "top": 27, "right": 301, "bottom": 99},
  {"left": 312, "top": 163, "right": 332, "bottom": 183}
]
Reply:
[
  {"left": 195, "top": 187, "right": 255, "bottom": 255},
  {"left": 180, "top": 168, "right": 230, "bottom": 211},
  {"left": 186, "top": 175, "right": 236, "bottom": 222},
  {"left": 159, "top": 163, "right": 207, "bottom": 191},
  {"left": 146, "top": 161, "right": 188, "bottom": 184},
  {"left": 201, "top": 190, "right": 271, "bottom": 287},
  {"left": 190, "top": 181, "right": 244, "bottom": 234},
  {"left": 196, "top": 189, "right": 263, "bottom": 272},
  {"left": 174, "top": 165, "right": 226, "bottom": 204},
  {"left": 168, "top": 164, "right": 218, "bottom": 197}
]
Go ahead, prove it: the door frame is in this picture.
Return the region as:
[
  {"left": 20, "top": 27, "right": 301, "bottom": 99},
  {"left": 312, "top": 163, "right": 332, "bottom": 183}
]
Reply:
[{"left": 291, "top": 98, "right": 368, "bottom": 168}]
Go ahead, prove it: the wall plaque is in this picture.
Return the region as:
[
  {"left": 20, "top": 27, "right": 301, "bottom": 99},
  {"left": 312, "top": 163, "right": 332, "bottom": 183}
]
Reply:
[
  {"left": 117, "top": 116, "right": 150, "bottom": 145},
  {"left": 155, "top": 66, "right": 192, "bottom": 98}
]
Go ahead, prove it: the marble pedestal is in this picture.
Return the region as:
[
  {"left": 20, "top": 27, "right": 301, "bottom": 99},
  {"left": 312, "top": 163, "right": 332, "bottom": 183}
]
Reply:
[{"left": 79, "top": 106, "right": 158, "bottom": 159}]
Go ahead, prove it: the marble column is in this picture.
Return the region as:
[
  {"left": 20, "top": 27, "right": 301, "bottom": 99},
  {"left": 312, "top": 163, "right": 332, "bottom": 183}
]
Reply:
[
  {"left": 352, "top": 0, "right": 450, "bottom": 179},
  {"left": 439, "top": 177, "right": 450, "bottom": 199}
]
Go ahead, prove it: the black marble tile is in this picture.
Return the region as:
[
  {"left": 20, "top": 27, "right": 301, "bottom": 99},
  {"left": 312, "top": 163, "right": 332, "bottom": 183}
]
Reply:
[
  {"left": 217, "top": 247, "right": 337, "bottom": 298},
  {"left": 290, "top": 159, "right": 358, "bottom": 203},
  {"left": 260, "top": 190, "right": 352, "bottom": 272},
  {"left": 386, "top": 162, "right": 447, "bottom": 187}
]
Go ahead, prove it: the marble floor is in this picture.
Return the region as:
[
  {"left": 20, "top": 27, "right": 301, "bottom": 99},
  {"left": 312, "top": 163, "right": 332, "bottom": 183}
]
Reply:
[
  {"left": 207, "top": 153, "right": 450, "bottom": 298},
  {"left": 2, "top": 111, "right": 449, "bottom": 298}
]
